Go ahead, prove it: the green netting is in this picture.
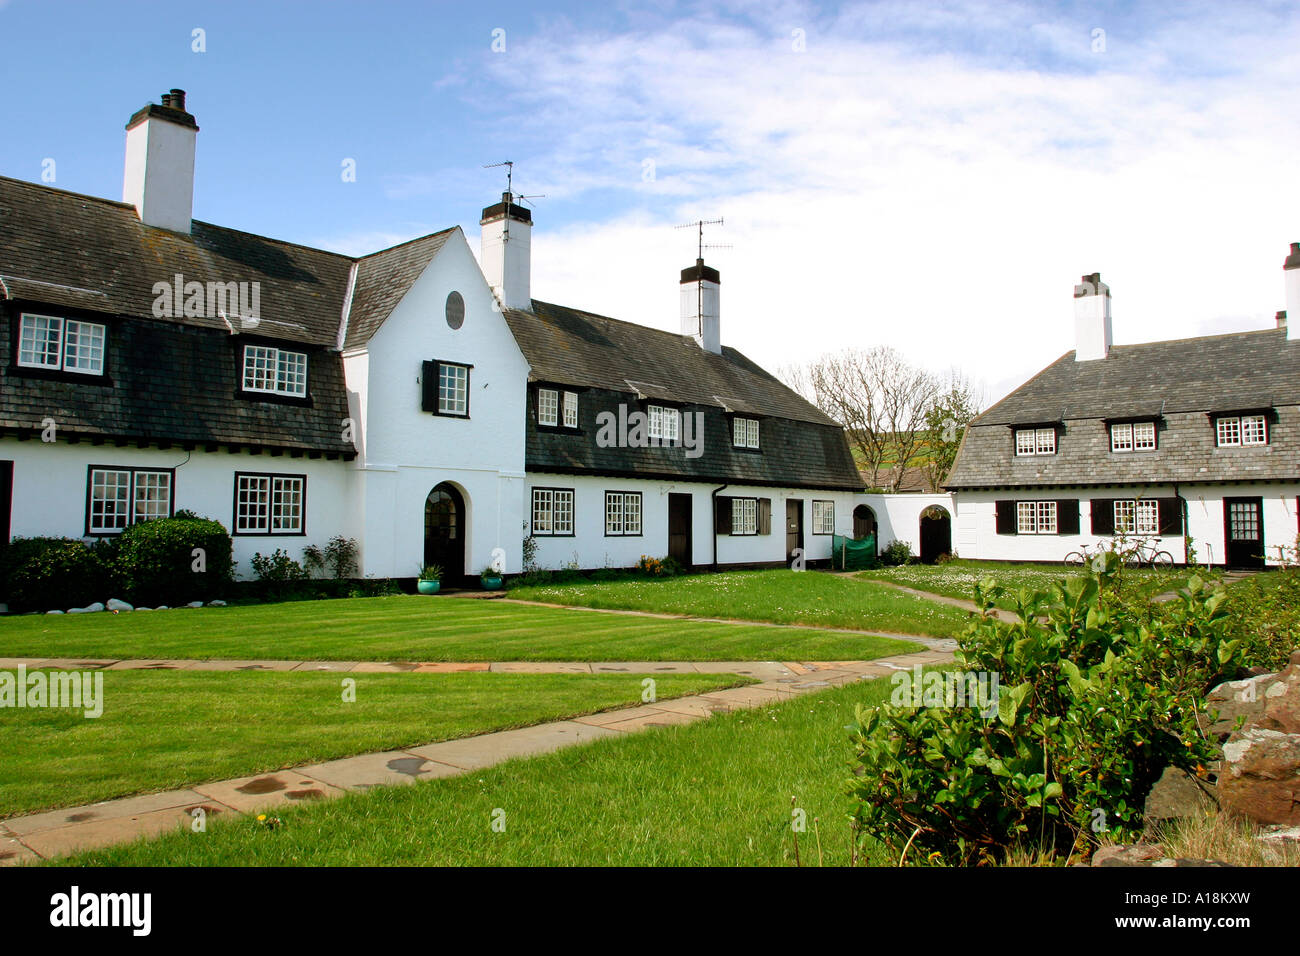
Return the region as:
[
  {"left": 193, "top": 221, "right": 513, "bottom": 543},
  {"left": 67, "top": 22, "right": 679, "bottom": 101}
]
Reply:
[{"left": 831, "top": 533, "right": 878, "bottom": 570}]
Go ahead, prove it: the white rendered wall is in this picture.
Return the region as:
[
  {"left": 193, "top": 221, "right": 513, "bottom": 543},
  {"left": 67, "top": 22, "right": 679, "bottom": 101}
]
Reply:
[
  {"left": 680, "top": 279, "right": 720, "bottom": 354},
  {"left": 345, "top": 228, "right": 531, "bottom": 578},
  {"left": 479, "top": 214, "right": 532, "bottom": 311},
  {"left": 525, "top": 474, "right": 859, "bottom": 570},
  {"left": 1, "top": 438, "right": 351, "bottom": 581},
  {"left": 854, "top": 492, "right": 955, "bottom": 557}
]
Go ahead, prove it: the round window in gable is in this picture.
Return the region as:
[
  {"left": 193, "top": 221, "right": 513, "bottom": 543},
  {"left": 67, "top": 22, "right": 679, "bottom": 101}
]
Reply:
[{"left": 445, "top": 291, "right": 465, "bottom": 330}]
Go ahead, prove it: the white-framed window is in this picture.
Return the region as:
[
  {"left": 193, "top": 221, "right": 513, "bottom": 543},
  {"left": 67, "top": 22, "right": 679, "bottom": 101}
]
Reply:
[
  {"left": 648, "top": 405, "right": 680, "bottom": 442},
  {"left": 604, "top": 491, "right": 642, "bottom": 536},
  {"left": 19, "top": 313, "right": 106, "bottom": 375},
  {"left": 438, "top": 362, "right": 469, "bottom": 416},
  {"left": 1112, "top": 499, "right": 1159, "bottom": 536},
  {"left": 562, "top": 391, "right": 578, "bottom": 428},
  {"left": 812, "top": 499, "right": 834, "bottom": 535},
  {"left": 1015, "top": 500, "right": 1058, "bottom": 534},
  {"left": 87, "top": 466, "right": 172, "bottom": 534},
  {"left": 731, "top": 497, "right": 757, "bottom": 535},
  {"left": 537, "top": 388, "right": 558, "bottom": 426},
  {"left": 242, "top": 344, "right": 308, "bottom": 397},
  {"left": 1015, "top": 427, "right": 1056, "bottom": 456},
  {"left": 235, "top": 473, "right": 305, "bottom": 534},
  {"left": 733, "top": 417, "right": 760, "bottom": 449},
  {"left": 531, "top": 488, "right": 574, "bottom": 536},
  {"left": 1216, "top": 414, "right": 1267, "bottom": 447}
]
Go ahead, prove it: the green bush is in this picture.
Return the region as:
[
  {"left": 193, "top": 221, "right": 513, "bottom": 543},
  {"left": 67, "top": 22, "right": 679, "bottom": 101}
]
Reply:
[
  {"left": 116, "top": 516, "right": 234, "bottom": 607},
  {"left": 250, "top": 548, "right": 308, "bottom": 599},
  {"left": 1219, "top": 570, "right": 1300, "bottom": 671},
  {"left": 303, "top": 536, "right": 359, "bottom": 580},
  {"left": 847, "top": 553, "right": 1239, "bottom": 865},
  {"left": 2, "top": 537, "right": 114, "bottom": 612},
  {"left": 880, "top": 539, "right": 914, "bottom": 566}
]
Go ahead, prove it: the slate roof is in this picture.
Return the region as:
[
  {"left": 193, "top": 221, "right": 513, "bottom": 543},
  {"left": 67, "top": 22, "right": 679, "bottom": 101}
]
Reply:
[
  {"left": 947, "top": 328, "right": 1300, "bottom": 489},
  {"left": 505, "top": 302, "right": 862, "bottom": 490},
  {"left": 0, "top": 176, "right": 452, "bottom": 455}
]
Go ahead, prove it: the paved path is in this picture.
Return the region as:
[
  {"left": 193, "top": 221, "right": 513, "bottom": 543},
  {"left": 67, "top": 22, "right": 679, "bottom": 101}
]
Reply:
[
  {"left": 842, "top": 575, "right": 1020, "bottom": 624},
  {"left": 0, "top": 646, "right": 955, "bottom": 865}
]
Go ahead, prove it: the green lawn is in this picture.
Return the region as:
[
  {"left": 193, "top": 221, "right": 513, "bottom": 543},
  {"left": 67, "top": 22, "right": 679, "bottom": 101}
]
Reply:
[
  {"left": 859, "top": 559, "right": 1204, "bottom": 610},
  {"left": 58, "top": 673, "right": 906, "bottom": 866},
  {"left": 0, "top": 670, "right": 745, "bottom": 817},
  {"left": 0, "top": 593, "right": 922, "bottom": 662},
  {"left": 508, "top": 569, "right": 968, "bottom": 637}
]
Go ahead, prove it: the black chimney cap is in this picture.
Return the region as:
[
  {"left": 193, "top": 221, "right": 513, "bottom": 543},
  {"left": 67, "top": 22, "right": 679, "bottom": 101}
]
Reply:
[
  {"left": 480, "top": 192, "right": 532, "bottom": 225},
  {"left": 1284, "top": 242, "right": 1300, "bottom": 271},
  {"left": 125, "top": 88, "right": 198, "bottom": 132},
  {"left": 1073, "top": 272, "right": 1109, "bottom": 297},
  {"left": 680, "top": 258, "right": 720, "bottom": 285}
]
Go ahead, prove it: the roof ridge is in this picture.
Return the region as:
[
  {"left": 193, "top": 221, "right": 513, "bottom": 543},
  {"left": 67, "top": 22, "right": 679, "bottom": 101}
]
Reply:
[
  {"left": 0, "top": 174, "right": 137, "bottom": 212},
  {"left": 1109, "top": 326, "right": 1284, "bottom": 350},
  {"left": 525, "top": 299, "right": 694, "bottom": 344},
  {"left": 355, "top": 227, "right": 459, "bottom": 260}
]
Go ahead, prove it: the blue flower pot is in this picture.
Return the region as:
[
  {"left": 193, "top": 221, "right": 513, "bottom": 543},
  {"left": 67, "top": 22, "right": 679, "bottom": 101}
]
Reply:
[{"left": 417, "top": 580, "right": 441, "bottom": 595}]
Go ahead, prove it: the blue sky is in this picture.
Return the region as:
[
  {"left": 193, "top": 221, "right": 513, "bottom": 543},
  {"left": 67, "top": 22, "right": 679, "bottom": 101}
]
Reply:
[{"left": 2, "top": 0, "right": 1298, "bottom": 401}]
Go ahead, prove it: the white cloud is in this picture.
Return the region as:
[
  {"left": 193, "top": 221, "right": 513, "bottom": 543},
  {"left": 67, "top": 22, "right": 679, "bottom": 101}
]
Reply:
[{"left": 449, "top": 0, "right": 1300, "bottom": 406}]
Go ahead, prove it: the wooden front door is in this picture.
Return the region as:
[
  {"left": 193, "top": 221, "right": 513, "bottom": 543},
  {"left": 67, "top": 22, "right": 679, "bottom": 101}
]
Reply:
[
  {"left": 786, "top": 498, "right": 804, "bottom": 563},
  {"left": 424, "top": 484, "right": 465, "bottom": 582},
  {"left": 1223, "top": 497, "right": 1264, "bottom": 569},
  {"left": 668, "top": 493, "right": 692, "bottom": 568}
]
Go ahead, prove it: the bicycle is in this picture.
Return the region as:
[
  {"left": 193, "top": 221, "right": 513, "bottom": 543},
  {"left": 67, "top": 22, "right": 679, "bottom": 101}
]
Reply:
[{"left": 1064, "top": 536, "right": 1173, "bottom": 568}]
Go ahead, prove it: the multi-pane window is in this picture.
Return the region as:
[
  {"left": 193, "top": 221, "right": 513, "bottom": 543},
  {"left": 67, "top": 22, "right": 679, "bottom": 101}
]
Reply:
[
  {"left": 733, "top": 417, "right": 760, "bottom": 449},
  {"left": 1016, "top": 500, "right": 1057, "bottom": 534},
  {"left": 1113, "top": 499, "right": 1158, "bottom": 536},
  {"left": 1111, "top": 421, "right": 1156, "bottom": 452},
  {"left": 87, "top": 467, "right": 172, "bottom": 534},
  {"left": 235, "top": 473, "right": 305, "bottom": 534},
  {"left": 1015, "top": 427, "right": 1056, "bottom": 456},
  {"left": 648, "top": 405, "right": 680, "bottom": 442},
  {"left": 731, "top": 497, "right": 757, "bottom": 535},
  {"left": 531, "top": 488, "right": 574, "bottom": 536},
  {"left": 438, "top": 362, "right": 469, "bottom": 416},
  {"left": 538, "top": 388, "right": 559, "bottom": 426},
  {"left": 19, "top": 314, "right": 106, "bottom": 375},
  {"left": 242, "top": 345, "right": 308, "bottom": 397},
  {"left": 563, "top": 391, "right": 578, "bottom": 428},
  {"left": 604, "top": 491, "right": 642, "bottom": 536},
  {"left": 1216, "top": 415, "right": 1267, "bottom": 447},
  {"left": 812, "top": 500, "right": 834, "bottom": 535}
]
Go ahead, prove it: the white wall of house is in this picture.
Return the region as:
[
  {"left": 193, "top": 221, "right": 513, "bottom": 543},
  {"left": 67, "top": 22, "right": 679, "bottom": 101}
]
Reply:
[
  {"left": 951, "top": 485, "right": 1300, "bottom": 566},
  {"left": 855, "top": 492, "right": 955, "bottom": 557},
  {"left": 343, "top": 229, "right": 531, "bottom": 579},
  {"left": 0, "top": 438, "right": 352, "bottom": 581},
  {"left": 524, "top": 474, "right": 859, "bottom": 570}
]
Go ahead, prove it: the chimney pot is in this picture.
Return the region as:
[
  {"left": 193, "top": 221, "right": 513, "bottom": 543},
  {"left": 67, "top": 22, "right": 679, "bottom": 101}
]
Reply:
[
  {"left": 169, "top": 89, "right": 186, "bottom": 111},
  {"left": 1277, "top": 310, "right": 1288, "bottom": 330}
]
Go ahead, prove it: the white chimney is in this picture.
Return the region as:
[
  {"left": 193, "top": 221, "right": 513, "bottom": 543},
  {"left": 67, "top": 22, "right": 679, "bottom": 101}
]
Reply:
[
  {"left": 122, "top": 89, "right": 198, "bottom": 234},
  {"left": 1073, "top": 272, "right": 1112, "bottom": 361},
  {"left": 1284, "top": 243, "right": 1300, "bottom": 341},
  {"left": 680, "top": 258, "right": 721, "bottom": 354},
  {"left": 480, "top": 192, "right": 532, "bottom": 311}
]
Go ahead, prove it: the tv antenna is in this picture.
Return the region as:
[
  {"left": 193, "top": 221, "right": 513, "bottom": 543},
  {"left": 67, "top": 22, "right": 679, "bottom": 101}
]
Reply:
[
  {"left": 675, "top": 217, "right": 731, "bottom": 260},
  {"left": 482, "top": 161, "right": 542, "bottom": 251},
  {"left": 483, "top": 160, "right": 515, "bottom": 200}
]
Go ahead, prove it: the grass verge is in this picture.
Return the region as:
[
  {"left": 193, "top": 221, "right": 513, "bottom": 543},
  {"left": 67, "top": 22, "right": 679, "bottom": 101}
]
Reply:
[{"left": 0, "top": 670, "right": 745, "bottom": 817}]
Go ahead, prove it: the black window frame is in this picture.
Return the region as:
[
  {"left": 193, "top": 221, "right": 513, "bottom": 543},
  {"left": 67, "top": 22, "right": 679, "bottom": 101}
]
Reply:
[
  {"left": 530, "top": 486, "right": 576, "bottom": 537},
  {"left": 603, "top": 490, "right": 643, "bottom": 537},
  {"left": 84, "top": 464, "right": 176, "bottom": 537},
  {"left": 232, "top": 470, "right": 308, "bottom": 537},
  {"left": 422, "top": 359, "right": 473, "bottom": 418}
]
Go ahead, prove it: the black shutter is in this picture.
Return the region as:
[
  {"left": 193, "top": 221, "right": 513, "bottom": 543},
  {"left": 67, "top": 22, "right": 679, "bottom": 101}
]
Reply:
[
  {"left": 714, "top": 497, "right": 732, "bottom": 535},
  {"left": 1157, "top": 497, "right": 1184, "bottom": 535},
  {"left": 1090, "top": 499, "right": 1115, "bottom": 535},
  {"left": 421, "top": 360, "right": 438, "bottom": 412},
  {"left": 758, "top": 498, "right": 772, "bottom": 535},
  {"left": 1056, "top": 499, "right": 1080, "bottom": 535},
  {"left": 995, "top": 500, "right": 1017, "bottom": 535}
]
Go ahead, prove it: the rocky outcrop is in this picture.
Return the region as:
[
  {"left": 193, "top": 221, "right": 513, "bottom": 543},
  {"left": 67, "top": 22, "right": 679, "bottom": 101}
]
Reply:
[
  {"left": 1216, "top": 651, "right": 1300, "bottom": 827},
  {"left": 1092, "top": 844, "right": 1229, "bottom": 867}
]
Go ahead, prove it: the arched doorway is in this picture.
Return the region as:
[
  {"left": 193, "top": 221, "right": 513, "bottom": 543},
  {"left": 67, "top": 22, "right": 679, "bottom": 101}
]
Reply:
[
  {"left": 425, "top": 483, "right": 465, "bottom": 582},
  {"left": 853, "top": 504, "right": 877, "bottom": 540},
  {"left": 919, "top": 505, "right": 952, "bottom": 564}
]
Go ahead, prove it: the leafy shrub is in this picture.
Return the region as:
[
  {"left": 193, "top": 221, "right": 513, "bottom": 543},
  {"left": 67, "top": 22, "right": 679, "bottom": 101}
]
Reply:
[
  {"left": 116, "top": 516, "right": 234, "bottom": 607},
  {"left": 250, "top": 549, "right": 308, "bottom": 599},
  {"left": 1219, "top": 570, "right": 1300, "bottom": 671},
  {"left": 847, "top": 553, "right": 1240, "bottom": 865},
  {"left": 302, "top": 536, "right": 360, "bottom": 580},
  {"left": 2, "top": 537, "right": 113, "bottom": 611},
  {"left": 880, "top": 539, "right": 914, "bottom": 566},
  {"left": 635, "top": 555, "right": 684, "bottom": 577}
]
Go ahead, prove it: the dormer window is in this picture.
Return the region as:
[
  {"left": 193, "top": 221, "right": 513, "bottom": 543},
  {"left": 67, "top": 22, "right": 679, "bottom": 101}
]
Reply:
[
  {"left": 1111, "top": 421, "right": 1156, "bottom": 452},
  {"left": 19, "top": 313, "right": 106, "bottom": 375},
  {"left": 537, "top": 388, "right": 579, "bottom": 428},
  {"left": 648, "top": 405, "right": 680, "bottom": 442},
  {"left": 243, "top": 344, "right": 307, "bottom": 397},
  {"left": 733, "top": 417, "right": 759, "bottom": 449},
  {"left": 1216, "top": 414, "right": 1267, "bottom": 447},
  {"left": 1014, "top": 427, "right": 1056, "bottom": 456},
  {"left": 563, "top": 390, "right": 578, "bottom": 428}
]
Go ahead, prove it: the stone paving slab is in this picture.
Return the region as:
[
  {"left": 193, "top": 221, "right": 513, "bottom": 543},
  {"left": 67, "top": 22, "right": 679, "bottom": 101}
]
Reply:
[
  {"left": 686, "top": 661, "right": 793, "bottom": 679},
  {"left": 350, "top": 661, "right": 424, "bottom": 673},
  {"left": 4, "top": 788, "right": 211, "bottom": 837},
  {"left": 597, "top": 709, "right": 704, "bottom": 733},
  {"left": 406, "top": 721, "right": 619, "bottom": 771},
  {"left": 296, "top": 752, "right": 463, "bottom": 792},
  {"left": 0, "top": 836, "right": 41, "bottom": 865},
  {"left": 193, "top": 772, "right": 344, "bottom": 813},
  {"left": 19, "top": 806, "right": 210, "bottom": 860},
  {"left": 490, "top": 661, "right": 592, "bottom": 674},
  {"left": 29, "top": 658, "right": 120, "bottom": 670},
  {"left": 639, "top": 695, "right": 733, "bottom": 717},
  {"left": 290, "top": 660, "right": 362, "bottom": 672},
  {"left": 698, "top": 685, "right": 791, "bottom": 708},
  {"left": 104, "top": 659, "right": 201, "bottom": 671},
  {"left": 413, "top": 662, "right": 490, "bottom": 673},
  {"left": 179, "top": 659, "right": 300, "bottom": 672},
  {"left": 569, "top": 703, "right": 680, "bottom": 727}
]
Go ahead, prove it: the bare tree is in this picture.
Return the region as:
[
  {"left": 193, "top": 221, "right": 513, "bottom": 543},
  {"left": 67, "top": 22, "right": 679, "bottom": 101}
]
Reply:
[
  {"left": 785, "top": 347, "right": 941, "bottom": 491},
  {"left": 920, "top": 369, "right": 984, "bottom": 493}
]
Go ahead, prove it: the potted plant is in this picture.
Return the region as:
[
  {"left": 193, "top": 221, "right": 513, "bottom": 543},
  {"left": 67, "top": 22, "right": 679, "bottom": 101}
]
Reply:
[
  {"left": 479, "top": 565, "right": 503, "bottom": 591},
  {"left": 417, "top": 565, "right": 443, "bottom": 595}
]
